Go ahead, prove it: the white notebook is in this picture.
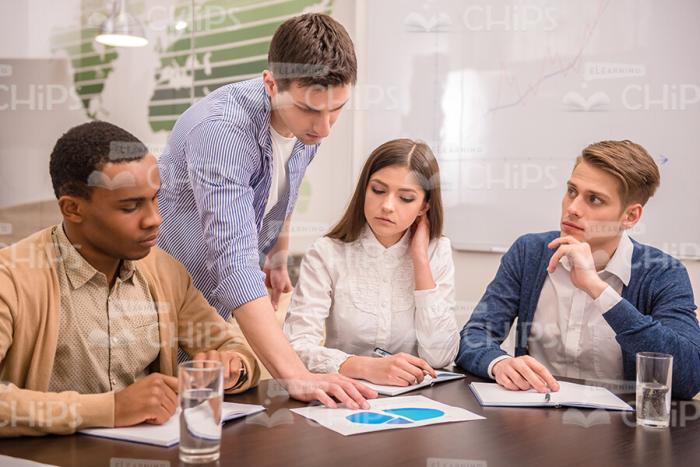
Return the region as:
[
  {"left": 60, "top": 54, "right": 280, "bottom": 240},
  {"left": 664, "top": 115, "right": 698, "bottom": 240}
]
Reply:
[
  {"left": 469, "top": 381, "right": 634, "bottom": 411},
  {"left": 80, "top": 402, "right": 265, "bottom": 447},
  {"left": 0, "top": 455, "right": 57, "bottom": 467},
  {"left": 362, "top": 371, "right": 466, "bottom": 396}
]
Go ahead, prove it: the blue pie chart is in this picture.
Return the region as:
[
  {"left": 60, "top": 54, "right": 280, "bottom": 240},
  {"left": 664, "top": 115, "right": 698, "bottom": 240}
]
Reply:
[
  {"left": 346, "top": 408, "right": 445, "bottom": 425},
  {"left": 346, "top": 412, "right": 394, "bottom": 424},
  {"left": 383, "top": 408, "right": 444, "bottom": 421}
]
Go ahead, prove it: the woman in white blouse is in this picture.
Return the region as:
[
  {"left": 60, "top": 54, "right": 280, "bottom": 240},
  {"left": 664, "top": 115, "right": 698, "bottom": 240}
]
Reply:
[{"left": 283, "top": 139, "right": 459, "bottom": 387}]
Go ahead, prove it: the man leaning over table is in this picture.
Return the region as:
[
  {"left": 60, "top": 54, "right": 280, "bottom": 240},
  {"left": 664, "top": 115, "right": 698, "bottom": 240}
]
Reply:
[
  {"left": 0, "top": 122, "right": 260, "bottom": 437},
  {"left": 456, "top": 140, "right": 700, "bottom": 400},
  {"left": 157, "top": 13, "right": 375, "bottom": 409}
]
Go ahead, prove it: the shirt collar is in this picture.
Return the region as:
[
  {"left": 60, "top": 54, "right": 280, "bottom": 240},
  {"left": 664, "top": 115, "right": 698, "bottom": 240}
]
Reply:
[
  {"left": 256, "top": 78, "right": 274, "bottom": 148},
  {"left": 559, "top": 231, "right": 633, "bottom": 286},
  {"left": 359, "top": 224, "right": 410, "bottom": 259},
  {"left": 602, "top": 231, "right": 633, "bottom": 286},
  {"left": 53, "top": 224, "right": 136, "bottom": 289}
]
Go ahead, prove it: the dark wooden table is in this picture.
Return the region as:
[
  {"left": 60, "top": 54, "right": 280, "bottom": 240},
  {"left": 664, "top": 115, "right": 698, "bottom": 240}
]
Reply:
[{"left": 1, "top": 374, "right": 698, "bottom": 467}]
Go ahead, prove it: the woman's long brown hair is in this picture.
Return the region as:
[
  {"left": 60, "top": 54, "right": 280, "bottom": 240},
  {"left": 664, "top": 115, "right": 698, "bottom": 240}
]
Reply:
[{"left": 327, "top": 138, "right": 443, "bottom": 242}]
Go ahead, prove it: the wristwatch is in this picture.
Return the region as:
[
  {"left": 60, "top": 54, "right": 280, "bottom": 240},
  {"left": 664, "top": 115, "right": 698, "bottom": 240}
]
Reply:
[{"left": 229, "top": 364, "right": 248, "bottom": 391}]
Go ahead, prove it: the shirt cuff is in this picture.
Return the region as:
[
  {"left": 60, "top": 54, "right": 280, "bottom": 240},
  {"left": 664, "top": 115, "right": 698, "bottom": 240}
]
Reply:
[
  {"left": 214, "top": 267, "right": 268, "bottom": 313},
  {"left": 593, "top": 286, "right": 622, "bottom": 315},
  {"left": 324, "top": 351, "right": 353, "bottom": 374},
  {"left": 487, "top": 355, "right": 512, "bottom": 379}
]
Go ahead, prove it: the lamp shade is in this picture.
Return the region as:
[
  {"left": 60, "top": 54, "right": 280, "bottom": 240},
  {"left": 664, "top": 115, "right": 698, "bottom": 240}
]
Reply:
[{"left": 95, "top": 0, "right": 148, "bottom": 47}]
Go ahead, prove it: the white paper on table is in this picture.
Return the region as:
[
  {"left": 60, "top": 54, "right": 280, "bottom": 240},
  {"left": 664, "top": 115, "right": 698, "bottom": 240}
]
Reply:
[
  {"left": 469, "top": 381, "right": 633, "bottom": 411},
  {"left": 182, "top": 399, "right": 221, "bottom": 440},
  {"left": 80, "top": 402, "right": 265, "bottom": 447},
  {"left": 291, "top": 395, "right": 484, "bottom": 436},
  {"left": 361, "top": 371, "right": 466, "bottom": 396},
  {"left": 0, "top": 455, "right": 57, "bottom": 467}
]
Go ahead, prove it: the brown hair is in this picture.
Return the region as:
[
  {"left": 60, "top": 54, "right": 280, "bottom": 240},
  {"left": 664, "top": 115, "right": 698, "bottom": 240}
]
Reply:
[
  {"left": 268, "top": 13, "right": 357, "bottom": 91},
  {"left": 327, "top": 139, "right": 444, "bottom": 243},
  {"left": 576, "top": 140, "right": 660, "bottom": 206}
]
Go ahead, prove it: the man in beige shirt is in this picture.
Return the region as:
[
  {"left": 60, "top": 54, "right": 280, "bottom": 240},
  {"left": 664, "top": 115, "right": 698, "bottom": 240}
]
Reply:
[{"left": 0, "top": 121, "right": 260, "bottom": 436}]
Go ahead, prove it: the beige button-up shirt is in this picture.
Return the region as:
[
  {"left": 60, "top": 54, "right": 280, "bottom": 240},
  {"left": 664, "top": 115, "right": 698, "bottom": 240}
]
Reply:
[{"left": 48, "top": 224, "right": 160, "bottom": 394}]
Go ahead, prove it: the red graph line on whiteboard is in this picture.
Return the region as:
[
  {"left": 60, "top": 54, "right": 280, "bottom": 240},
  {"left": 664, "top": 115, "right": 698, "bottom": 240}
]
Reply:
[{"left": 487, "top": 0, "right": 611, "bottom": 114}]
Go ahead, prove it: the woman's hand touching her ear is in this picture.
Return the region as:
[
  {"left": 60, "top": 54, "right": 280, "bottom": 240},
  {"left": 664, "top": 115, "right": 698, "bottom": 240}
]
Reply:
[
  {"left": 408, "top": 212, "right": 430, "bottom": 265},
  {"left": 409, "top": 213, "right": 436, "bottom": 291}
]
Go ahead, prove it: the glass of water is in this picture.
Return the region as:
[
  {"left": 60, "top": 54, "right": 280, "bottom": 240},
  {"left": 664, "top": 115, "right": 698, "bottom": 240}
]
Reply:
[
  {"left": 636, "top": 352, "right": 673, "bottom": 428},
  {"left": 179, "top": 360, "right": 224, "bottom": 463}
]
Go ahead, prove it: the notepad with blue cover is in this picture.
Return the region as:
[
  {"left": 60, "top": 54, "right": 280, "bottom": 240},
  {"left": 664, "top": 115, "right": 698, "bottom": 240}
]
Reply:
[
  {"left": 80, "top": 402, "right": 265, "bottom": 447},
  {"left": 469, "top": 381, "right": 633, "bottom": 411},
  {"left": 362, "top": 371, "right": 466, "bottom": 396}
]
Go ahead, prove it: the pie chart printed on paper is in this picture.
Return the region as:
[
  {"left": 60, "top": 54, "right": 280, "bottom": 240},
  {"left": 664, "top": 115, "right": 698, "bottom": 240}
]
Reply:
[{"left": 346, "top": 408, "right": 445, "bottom": 425}]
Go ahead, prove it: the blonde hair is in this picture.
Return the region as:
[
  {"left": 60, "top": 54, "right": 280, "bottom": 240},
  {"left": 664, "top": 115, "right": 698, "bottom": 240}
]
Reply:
[{"left": 576, "top": 140, "right": 660, "bottom": 206}]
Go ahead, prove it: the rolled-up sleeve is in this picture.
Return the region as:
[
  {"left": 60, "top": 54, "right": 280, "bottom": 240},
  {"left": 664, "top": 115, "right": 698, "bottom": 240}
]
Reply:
[
  {"left": 186, "top": 120, "right": 268, "bottom": 312},
  {"left": 414, "top": 237, "right": 460, "bottom": 368}
]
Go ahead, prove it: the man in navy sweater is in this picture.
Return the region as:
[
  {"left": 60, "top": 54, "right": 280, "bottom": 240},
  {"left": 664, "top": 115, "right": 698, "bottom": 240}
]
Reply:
[{"left": 457, "top": 140, "right": 700, "bottom": 399}]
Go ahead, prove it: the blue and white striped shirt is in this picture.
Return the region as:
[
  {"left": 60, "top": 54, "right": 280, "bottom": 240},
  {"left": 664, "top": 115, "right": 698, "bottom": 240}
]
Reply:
[{"left": 158, "top": 78, "right": 318, "bottom": 319}]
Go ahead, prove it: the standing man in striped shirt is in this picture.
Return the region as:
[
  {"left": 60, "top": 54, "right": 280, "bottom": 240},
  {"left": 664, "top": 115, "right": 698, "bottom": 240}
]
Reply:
[{"left": 157, "top": 13, "right": 375, "bottom": 409}]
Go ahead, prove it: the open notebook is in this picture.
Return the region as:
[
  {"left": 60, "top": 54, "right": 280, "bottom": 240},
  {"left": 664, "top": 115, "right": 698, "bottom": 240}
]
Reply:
[
  {"left": 0, "top": 455, "right": 57, "bottom": 467},
  {"left": 469, "top": 381, "right": 633, "bottom": 411},
  {"left": 362, "top": 371, "right": 466, "bottom": 396},
  {"left": 80, "top": 402, "right": 265, "bottom": 447}
]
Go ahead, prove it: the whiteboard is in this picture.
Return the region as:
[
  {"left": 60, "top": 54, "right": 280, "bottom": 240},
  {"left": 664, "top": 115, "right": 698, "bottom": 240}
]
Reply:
[{"left": 363, "top": 0, "right": 700, "bottom": 259}]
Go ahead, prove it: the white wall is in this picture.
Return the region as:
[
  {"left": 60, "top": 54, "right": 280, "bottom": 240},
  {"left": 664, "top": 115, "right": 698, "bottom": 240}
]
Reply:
[
  {"left": 290, "top": 0, "right": 700, "bottom": 331},
  {"left": 0, "top": 0, "right": 86, "bottom": 208},
  {"left": 288, "top": 0, "right": 361, "bottom": 253},
  {"left": 2, "top": 0, "right": 697, "bottom": 321}
]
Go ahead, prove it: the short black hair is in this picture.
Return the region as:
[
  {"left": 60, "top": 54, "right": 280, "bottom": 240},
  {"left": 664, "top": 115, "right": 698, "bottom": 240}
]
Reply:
[{"left": 49, "top": 121, "right": 148, "bottom": 199}]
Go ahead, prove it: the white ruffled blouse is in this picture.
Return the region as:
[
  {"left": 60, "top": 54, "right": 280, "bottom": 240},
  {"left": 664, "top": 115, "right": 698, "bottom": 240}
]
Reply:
[{"left": 283, "top": 226, "right": 460, "bottom": 374}]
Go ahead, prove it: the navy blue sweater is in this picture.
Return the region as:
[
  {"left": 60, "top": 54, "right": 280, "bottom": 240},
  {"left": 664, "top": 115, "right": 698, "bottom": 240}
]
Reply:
[{"left": 457, "top": 231, "right": 700, "bottom": 399}]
